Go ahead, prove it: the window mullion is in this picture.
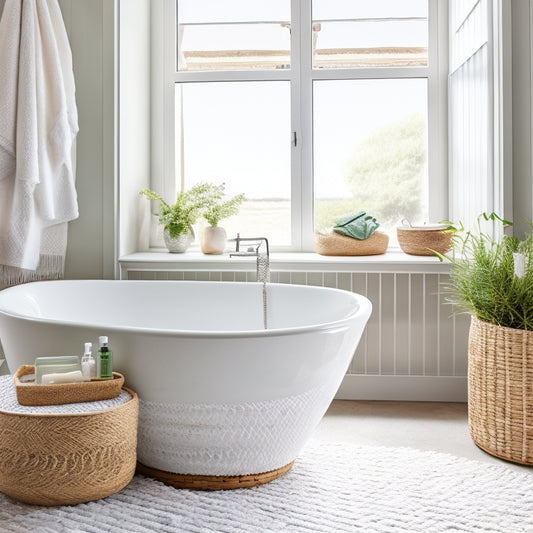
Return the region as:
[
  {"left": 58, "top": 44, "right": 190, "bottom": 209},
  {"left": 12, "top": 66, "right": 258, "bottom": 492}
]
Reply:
[
  {"left": 309, "top": 67, "right": 430, "bottom": 80},
  {"left": 297, "top": 0, "right": 314, "bottom": 251},
  {"left": 290, "top": 0, "right": 302, "bottom": 250},
  {"left": 427, "top": 0, "right": 448, "bottom": 223},
  {"left": 171, "top": 70, "right": 293, "bottom": 83}
]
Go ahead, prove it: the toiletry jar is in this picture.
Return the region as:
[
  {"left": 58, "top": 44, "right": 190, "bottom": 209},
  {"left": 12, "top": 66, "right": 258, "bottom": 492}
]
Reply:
[{"left": 0, "top": 375, "right": 138, "bottom": 506}]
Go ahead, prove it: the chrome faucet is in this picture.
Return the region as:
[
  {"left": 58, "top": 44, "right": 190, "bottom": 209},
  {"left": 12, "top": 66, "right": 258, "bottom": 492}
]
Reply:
[
  {"left": 228, "top": 234, "right": 270, "bottom": 259},
  {"left": 228, "top": 233, "right": 270, "bottom": 283},
  {"left": 229, "top": 234, "right": 270, "bottom": 329},
  {"left": 229, "top": 234, "right": 270, "bottom": 283}
]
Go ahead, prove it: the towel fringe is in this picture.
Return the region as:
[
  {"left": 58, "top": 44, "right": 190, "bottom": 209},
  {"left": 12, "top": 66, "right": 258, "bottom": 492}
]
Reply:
[{"left": 0, "top": 255, "right": 65, "bottom": 290}]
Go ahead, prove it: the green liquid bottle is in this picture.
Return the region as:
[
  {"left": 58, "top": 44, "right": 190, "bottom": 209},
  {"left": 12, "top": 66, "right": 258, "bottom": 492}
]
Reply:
[{"left": 97, "top": 335, "right": 113, "bottom": 380}]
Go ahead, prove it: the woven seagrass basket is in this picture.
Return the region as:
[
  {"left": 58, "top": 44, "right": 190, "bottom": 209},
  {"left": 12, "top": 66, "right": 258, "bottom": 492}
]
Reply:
[
  {"left": 314, "top": 231, "right": 389, "bottom": 256},
  {"left": 0, "top": 387, "right": 138, "bottom": 505},
  {"left": 468, "top": 315, "right": 533, "bottom": 465},
  {"left": 397, "top": 227, "right": 452, "bottom": 256},
  {"left": 14, "top": 365, "right": 124, "bottom": 406}
]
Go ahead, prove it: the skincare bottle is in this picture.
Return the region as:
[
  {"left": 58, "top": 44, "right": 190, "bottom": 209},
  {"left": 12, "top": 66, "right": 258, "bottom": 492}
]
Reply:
[
  {"left": 81, "top": 342, "right": 96, "bottom": 381},
  {"left": 97, "top": 336, "right": 113, "bottom": 380}
]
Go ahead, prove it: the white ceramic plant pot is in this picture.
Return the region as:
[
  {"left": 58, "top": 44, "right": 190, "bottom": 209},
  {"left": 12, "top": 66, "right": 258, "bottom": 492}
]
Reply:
[
  {"left": 201, "top": 226, "right": 227, "bottom": 255},
  {"left": 164, "top": 228, "right": 194, "bottom": 253}
]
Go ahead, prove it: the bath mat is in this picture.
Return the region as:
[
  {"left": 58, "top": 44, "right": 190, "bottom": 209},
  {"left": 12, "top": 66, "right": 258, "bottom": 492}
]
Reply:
[{"left": 0, "top": 440, "right": 532, "bottom": 532}]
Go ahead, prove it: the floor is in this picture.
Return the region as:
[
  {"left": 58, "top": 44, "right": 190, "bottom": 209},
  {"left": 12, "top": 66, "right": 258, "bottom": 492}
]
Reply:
[{"left": 315, "top": 400, "right": 532, "bottom": 474}]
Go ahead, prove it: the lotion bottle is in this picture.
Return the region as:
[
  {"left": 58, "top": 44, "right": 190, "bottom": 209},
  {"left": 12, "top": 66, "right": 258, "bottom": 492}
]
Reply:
[
  {"left": 97, "top": 336, "right": 113, "bottom": 380},
  {"left": 81, "top": 342, "right": 96, "bottom": 381}
]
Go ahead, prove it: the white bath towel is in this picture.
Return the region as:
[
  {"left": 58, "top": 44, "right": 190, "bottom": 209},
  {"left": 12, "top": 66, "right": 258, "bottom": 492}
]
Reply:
[{"left": 0, "top": 0, "right": 78, "bottom": 280}]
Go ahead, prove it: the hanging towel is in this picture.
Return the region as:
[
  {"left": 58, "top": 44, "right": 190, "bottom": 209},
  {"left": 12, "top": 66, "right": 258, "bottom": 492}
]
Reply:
[{"left": 0, "top": 0, "right": 78, "bottom": 286}]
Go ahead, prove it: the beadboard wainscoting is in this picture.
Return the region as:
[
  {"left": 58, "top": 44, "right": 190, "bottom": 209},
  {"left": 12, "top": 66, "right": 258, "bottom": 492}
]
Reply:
[{"left": 119, "top": 253, "right": 470, "bottom": 402}]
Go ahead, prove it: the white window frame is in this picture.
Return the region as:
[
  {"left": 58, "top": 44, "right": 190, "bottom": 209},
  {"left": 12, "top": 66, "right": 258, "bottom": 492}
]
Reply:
[{"left": 150, "top": 0, "right": 449, "bottom": 252}]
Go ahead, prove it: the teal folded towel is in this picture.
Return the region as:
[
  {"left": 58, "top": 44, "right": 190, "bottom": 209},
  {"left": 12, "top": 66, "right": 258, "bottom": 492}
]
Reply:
[{"left": 333, "top": 212, "right": 380, "bottom": 240}]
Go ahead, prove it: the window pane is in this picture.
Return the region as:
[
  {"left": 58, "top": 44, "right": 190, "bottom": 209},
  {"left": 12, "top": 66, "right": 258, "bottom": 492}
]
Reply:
[
  {"left": 313, "top": 79, "right": 428, "bottom": 241},
  {"left": 177, "top": 1, "right": 291, "bottom": 72},
  {"left": 176, "top": 82, "right": 291, "bottom": 245},
  {"left": 312, "top": 0, "right": 428, "bottom": 68}
]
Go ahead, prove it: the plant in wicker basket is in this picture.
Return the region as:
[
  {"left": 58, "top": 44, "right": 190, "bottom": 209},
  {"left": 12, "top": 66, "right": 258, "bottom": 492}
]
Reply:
[{"left": 440, "top": 212, "right": 533, "bottom": 464}]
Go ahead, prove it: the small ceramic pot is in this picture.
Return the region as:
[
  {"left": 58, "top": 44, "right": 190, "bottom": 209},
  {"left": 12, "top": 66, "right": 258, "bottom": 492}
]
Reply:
[
  {"left": 201, "top": 226, "right": 227, "bottom": 254},
  {"left": 164, "top": 228, "right": 194, "bottom": 253}
]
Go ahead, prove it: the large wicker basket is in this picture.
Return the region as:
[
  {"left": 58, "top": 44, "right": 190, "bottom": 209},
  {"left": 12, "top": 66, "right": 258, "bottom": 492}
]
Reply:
[
  {"left": 468, "top": 315, "right": 533, "bottom": 465},
  {"left": 0, "top": 386, "right": 139, "bottom": 505}
]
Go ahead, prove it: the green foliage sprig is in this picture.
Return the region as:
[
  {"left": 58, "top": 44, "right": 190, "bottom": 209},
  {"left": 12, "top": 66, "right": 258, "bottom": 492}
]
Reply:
[
  {"left": 140, "top": 182, "right": 245, "bottom": 238},
  {"left": 202, "top": 183, "right": 245, "bottom": 227},
  {"left": 439, "top": 213, "right": 533, "bottom": 330},
  {"left": 140, "top": 183, "right": 215, "bottom": 239}
]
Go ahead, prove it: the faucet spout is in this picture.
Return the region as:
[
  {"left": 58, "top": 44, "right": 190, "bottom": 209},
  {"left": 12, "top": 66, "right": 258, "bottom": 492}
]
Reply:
[
  {"left": 229, "top": 234, "right": 270, "bottom": 329},
  {"left": 229, "top": 234, "right": 270, "bottom": 284}
]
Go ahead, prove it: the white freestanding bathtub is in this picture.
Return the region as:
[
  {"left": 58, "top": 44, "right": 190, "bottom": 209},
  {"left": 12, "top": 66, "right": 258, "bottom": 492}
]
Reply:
[{"left": 0, "top": 280, "right": 371, "bottom": 488}]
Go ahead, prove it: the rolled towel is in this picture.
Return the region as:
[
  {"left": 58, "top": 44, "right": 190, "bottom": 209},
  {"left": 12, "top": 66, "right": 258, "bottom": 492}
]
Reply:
[{"left": 333, "top": 211, "right": 380, "bottom": 240}]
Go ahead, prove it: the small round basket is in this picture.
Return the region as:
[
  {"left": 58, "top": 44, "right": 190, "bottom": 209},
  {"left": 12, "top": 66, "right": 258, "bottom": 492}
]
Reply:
[
  {"left": 0, "top": 383, "right": 138, "bottom": 506},
  {"left": 397, "top": 225, "right": 452, "bottom": 256}
]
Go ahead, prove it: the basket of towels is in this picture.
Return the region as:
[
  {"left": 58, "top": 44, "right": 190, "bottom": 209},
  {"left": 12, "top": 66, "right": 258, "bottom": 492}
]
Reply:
[{"left": 314, "top": 212, "right": 389, "bottom": 256}]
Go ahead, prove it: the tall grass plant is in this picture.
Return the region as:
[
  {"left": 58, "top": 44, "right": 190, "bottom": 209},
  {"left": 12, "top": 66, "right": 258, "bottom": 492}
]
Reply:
[{"left": 441, "top": 213, "right": 533, "bottom": 330}]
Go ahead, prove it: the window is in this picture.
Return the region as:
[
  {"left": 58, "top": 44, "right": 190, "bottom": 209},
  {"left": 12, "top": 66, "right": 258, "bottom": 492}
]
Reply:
[{"left": 152, "top": 0, "right": 448, "bottom": 250}]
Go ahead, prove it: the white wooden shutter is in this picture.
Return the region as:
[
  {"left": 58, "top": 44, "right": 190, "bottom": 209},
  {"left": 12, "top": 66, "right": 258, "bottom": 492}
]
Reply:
[{"left": 448, "top": 0, "right": 511, "bottom": 231}]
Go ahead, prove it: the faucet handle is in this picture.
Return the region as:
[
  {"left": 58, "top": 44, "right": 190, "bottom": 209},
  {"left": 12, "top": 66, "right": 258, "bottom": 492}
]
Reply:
[{"left": 227, "top": 233, "right": 242, "bottom": 252}]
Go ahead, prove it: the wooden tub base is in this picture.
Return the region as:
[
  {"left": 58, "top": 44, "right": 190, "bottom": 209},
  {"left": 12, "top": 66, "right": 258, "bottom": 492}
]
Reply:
[{"left": 136, "top": 461, "right": 294, "bottom": 490}]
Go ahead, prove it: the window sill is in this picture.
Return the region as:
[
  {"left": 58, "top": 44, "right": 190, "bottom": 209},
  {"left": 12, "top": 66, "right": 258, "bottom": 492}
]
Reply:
[{"left": 119, "top": 249, "right": 451, "bottom": 276}]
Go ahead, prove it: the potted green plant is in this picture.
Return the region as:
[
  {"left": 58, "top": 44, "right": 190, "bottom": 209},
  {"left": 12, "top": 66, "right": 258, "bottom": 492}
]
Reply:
[
  {"left": 140, "top": 183, "right": 214, "bottom": 253},
  {"left": 200, "top": 183, "right": 245, "bottom": 254},
  {"left": 440, "top": 212, "right": 533, "bottom": 464}
]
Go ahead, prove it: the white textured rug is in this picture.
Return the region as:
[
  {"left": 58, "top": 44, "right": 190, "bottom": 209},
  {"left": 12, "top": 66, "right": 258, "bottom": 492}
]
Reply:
[{"left": 1, "top": 440, "right": 532, "bottom": 533}]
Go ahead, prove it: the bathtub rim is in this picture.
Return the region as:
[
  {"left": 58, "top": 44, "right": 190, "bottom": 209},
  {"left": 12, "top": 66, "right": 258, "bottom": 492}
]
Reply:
[{"left": 0, "top": 280, "right": 372, "bottom": 340}]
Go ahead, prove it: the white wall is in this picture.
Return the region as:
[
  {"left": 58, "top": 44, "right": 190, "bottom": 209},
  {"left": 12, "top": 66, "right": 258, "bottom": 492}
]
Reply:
[{"left": 59, "top": 0, "right": 116, "bottom": 279}]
